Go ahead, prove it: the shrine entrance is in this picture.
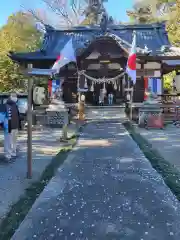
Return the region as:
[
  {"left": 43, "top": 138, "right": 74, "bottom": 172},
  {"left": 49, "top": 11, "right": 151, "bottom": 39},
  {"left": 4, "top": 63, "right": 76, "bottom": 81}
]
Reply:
[
  {"left": 76, "top": 36, "right": 127, "bottom": 105},
  {"left": 84, "top": 78, "right": 125, "bottom": 105}
]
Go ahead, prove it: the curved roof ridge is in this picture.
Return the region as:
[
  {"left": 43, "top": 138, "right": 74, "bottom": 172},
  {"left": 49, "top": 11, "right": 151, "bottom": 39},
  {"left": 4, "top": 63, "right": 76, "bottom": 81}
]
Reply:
[{"left": 44, "top": 22, "right": 167, "bottom": 33}]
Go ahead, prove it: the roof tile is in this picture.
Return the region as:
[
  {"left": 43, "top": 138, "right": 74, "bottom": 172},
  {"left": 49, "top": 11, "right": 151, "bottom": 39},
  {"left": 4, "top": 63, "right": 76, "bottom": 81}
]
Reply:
[{"left": 9, "top": 23, "right": 180, "bottom": 61}]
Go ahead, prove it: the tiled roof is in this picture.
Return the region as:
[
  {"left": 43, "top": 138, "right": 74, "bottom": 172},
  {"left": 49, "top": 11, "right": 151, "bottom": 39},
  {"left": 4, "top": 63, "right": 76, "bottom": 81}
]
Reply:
[
  {"left": 157, "top": 47, "right": 180, "bottom": 57},
  {"left": 9, "top": 22, "right": 178, "bottom": 62},
  {"left": 9, "top": 51, "right": 55, "bottom": 61},
  {"left": 41, "top": 23, "right": 170, "bottom": 55}
]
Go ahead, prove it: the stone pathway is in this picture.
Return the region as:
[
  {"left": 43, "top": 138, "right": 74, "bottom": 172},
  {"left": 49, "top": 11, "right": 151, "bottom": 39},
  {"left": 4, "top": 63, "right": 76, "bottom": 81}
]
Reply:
[
  {"left": 12, "top": 121, "right": 180, "bottom": 240},
  {"left": 136, "top": 124, "right": 180, "bottom": 170},
  {"left": 85, "top": 106, "right": 126, "bottom": 121},
  {"left": 0, "top": 123, "right": 78, "bottom": 224}
]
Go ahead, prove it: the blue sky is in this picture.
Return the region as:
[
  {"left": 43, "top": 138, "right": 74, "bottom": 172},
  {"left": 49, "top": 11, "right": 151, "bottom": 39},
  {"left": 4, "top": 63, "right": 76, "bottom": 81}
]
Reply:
[
  {"left": 105, "top": 0, "right": 133, "bottom": 22},
  {"left": 0, "top": 0, "right": 133, "bottom": 27}
]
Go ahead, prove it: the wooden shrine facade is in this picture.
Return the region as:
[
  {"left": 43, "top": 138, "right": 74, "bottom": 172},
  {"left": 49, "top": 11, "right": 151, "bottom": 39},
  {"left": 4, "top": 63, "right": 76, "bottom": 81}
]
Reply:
[{"left": 9, "top": 23, "right": 180, "bottom": 104}]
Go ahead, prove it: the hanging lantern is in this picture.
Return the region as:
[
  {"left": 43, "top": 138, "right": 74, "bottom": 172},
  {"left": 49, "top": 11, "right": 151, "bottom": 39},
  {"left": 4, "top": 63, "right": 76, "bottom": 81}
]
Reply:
[{"left": 84, "top": 78, "right": 88, "bottom": 89}]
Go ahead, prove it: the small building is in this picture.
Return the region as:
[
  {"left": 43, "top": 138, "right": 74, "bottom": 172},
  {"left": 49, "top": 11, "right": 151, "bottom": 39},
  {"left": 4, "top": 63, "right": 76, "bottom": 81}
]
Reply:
[{"left": 9, "top": 19, "right": 180, "bottom": 104}]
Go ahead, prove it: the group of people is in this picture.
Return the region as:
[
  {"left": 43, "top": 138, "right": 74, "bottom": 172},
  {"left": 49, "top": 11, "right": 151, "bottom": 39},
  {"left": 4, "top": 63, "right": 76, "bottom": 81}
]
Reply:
[
  {"left": 98, "top": 90, "right": 114, "bottom": 106},
  {"left": 0, "top": 93, "right": 21, "bottom": 162}
]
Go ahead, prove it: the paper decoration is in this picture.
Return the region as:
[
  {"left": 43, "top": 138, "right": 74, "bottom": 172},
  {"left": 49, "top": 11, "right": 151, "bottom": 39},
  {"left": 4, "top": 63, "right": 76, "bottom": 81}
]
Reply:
[
  {"left": 90, "top": 82, "right": 94, "bottom": 92},
  {"left": 114, "top": 81, "right": 117, "bottom": 90},
  {"left": 103, "top": 82, "right": 106, "bottom": 93},
  {"left": 118, "top": 83, "right": 121, "bottom": 91},
  {"left": 84, "top": 78, "right": 88, "bottom": 89}
]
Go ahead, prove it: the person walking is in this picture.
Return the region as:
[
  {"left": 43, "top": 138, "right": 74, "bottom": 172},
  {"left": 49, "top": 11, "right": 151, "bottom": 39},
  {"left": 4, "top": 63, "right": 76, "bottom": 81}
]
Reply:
[{"left": 4, "top": 93, "right": 21, "bottom": 161}]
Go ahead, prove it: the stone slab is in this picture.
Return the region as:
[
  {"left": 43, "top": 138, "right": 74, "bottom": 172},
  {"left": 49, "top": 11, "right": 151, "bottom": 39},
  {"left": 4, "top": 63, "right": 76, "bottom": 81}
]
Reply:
[
  {"left": 11, "top": 121, "right": 180, "bottom": 240},
  {"left": 0, "top": 123, "right": 79, "bottom": 224},
  {"left": 137, "top": 124, "right": 180, "bottom": 170}
]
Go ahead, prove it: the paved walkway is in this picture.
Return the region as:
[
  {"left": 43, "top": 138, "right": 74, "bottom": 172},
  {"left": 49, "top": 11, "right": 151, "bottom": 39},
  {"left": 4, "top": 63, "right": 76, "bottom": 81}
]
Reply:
[
  {"left": 0, "top": 123, "right": 78, "bottom": 224},
  {"left": 137, "top": 124, "right": 180, "bottom": 170},
  {"left": 85, "top": 106, "right": 126, "bottom": 121},
  {"left": 12, "top": 121, "right": 180, "bottom": 240}
]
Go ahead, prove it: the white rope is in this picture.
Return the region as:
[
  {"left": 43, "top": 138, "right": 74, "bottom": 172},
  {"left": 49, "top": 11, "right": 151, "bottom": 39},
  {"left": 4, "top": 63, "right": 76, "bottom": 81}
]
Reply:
[{"left": 78, "top": 70, "right": 124, "bottom": 83}]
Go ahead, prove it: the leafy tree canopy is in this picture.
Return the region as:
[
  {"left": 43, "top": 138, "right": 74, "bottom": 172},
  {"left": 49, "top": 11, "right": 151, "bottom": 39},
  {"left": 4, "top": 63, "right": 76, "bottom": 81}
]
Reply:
[
  {"left": 127, "top": 1, "right": 179, "bottom": 90},
  {"left": 166, "top": 0, "right": 180, "bottom": 46},
  {"left": 127, "top": 0, "right": 179, "bottom": 46},
  {"left": 0, "top": 11, "right": 42, "bottom": 91}
]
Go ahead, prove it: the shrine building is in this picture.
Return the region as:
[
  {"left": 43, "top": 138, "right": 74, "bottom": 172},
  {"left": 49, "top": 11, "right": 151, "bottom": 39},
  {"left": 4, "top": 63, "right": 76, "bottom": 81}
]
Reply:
[{"left": 9, "top": 20, "right": 180, "bottom": 104}]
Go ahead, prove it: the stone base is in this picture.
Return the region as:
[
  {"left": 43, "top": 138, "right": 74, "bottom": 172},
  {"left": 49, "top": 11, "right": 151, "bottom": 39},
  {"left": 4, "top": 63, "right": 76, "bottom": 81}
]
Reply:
[{"left": 44, "top": 99, "right": 68, "bottom": 127}]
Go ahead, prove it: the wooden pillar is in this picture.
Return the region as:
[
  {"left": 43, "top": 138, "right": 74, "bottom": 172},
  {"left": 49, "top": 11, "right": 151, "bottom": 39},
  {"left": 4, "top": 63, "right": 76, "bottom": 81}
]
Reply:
[
  {"left": 141, "top": 63, "right": 145, "bottom": 102},
  {"left": 65, "top": 65, "right": 69, "bottom": 102},
  {"left": 133, "top": 62, "right": 145, "bottom": 102},
  {"left": 77, "top": 60, "right": 85, "bottom": 120},
  {"left": 27, "top": 64, "right": 33, "bottom": 179},
  {"left": 161, "top": 63, "right": 164, "bottom": 94}
]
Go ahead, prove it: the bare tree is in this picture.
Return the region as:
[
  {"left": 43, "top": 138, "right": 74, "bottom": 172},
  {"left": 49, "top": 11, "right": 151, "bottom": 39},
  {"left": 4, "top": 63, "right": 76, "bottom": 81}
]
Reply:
[{"left": 21, "top": 0, "right": 88, "bottom": 29}]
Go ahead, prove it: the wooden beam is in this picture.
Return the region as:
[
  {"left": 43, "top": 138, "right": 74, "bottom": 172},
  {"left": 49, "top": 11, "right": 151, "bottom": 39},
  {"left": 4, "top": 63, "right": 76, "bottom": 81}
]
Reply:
[
  {"left": 138, "top": 55, "right": 180, "bottom": 61},
  {"left": 137, "top": 69, "right": 161, "bottom": 77}
]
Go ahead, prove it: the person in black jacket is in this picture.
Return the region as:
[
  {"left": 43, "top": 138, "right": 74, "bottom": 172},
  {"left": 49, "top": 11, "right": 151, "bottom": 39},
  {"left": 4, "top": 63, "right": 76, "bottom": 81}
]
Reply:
[{"left": 4, "top": 93, "right": 21, "bottom": 161}]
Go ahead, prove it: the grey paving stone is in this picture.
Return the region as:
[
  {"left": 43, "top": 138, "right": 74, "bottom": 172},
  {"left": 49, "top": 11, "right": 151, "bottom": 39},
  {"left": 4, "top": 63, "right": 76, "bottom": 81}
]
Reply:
[
  {"left": 0, "top": 124, "right": 78, "bottom": 224},
  {"left": 137, "top": 124, "right": 180, "bottom": 170},
  {"left": 11, "top": 121, "right": 180, "bottom": 240}
]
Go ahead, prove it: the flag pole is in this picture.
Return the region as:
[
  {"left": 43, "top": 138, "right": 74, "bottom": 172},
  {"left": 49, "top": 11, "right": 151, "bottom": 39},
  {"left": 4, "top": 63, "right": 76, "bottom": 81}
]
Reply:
[
  {"left": 75, "top": 60, "right": 84, "bottom": 120},
  {"left": 127, "top": 76, "right": 133, "bottom": 120},
  {"left": 130, "top": 30, "right": 136, "bottom": 121},
  {"left": 130, "top": 83, "right": 133, "bottom": 121}
]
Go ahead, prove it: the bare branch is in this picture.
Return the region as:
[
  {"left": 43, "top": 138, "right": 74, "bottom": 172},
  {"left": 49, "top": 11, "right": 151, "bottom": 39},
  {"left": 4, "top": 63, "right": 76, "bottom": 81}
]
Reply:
[
  {"left": 23, "top": 7, "right": 46, "bottom": 26},
  {"left": 21, "top": 0, "right": 88, "bottom": 29}
]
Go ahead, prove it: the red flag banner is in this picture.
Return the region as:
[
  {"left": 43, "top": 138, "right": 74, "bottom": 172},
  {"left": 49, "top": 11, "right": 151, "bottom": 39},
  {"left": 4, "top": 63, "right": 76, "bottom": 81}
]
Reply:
[{"left": 126, "top": 31, "right": 137, "bottom": 84}]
